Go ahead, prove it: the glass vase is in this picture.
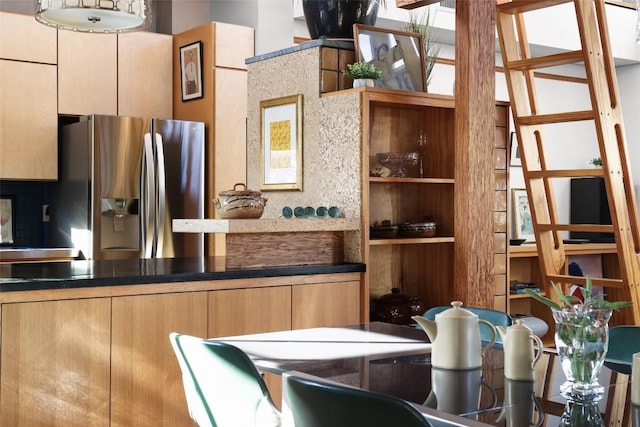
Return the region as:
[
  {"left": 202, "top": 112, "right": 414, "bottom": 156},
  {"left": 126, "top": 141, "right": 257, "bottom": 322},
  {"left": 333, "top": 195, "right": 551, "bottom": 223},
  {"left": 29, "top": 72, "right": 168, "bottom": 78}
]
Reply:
[{"left": 552, "top": 305, "right": 612, "bottom": 401}]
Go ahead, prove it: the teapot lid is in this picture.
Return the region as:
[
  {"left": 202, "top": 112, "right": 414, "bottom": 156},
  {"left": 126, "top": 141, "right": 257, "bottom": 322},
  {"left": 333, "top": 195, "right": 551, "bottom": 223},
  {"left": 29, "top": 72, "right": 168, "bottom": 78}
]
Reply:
[
  {"left": 436, "top": 301, "right": 477, "bottom": 319},
  {"left": 508, "top": 318, "right": 533, "bottom": 332}
]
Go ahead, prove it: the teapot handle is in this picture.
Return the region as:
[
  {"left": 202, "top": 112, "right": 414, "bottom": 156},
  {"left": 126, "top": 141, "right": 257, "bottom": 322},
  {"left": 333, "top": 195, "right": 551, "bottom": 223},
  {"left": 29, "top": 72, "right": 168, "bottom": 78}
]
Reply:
[
  {"left": 479, "top": 319, "right": 497, "bottom": 355},
  {"left": 530, "top": 333, "right": 544, "bottom": 370}
]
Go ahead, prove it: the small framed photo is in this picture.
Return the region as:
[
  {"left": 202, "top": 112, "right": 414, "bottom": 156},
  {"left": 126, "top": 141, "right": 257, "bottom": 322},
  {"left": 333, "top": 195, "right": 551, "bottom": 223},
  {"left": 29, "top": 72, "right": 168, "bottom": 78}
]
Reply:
[
  {"left": 0, "top": 195, "right": 16, "bottom": 245},
  {"left": 179, "top": 41, "right": 203, "bottom": 101},
  {"left": 353, "top": 24, "right": 426, "bottom": 92},
  {"left": 510, "top": 132, "right": 521, "bottom": 167},
  {"left": 512, "top": 188, "right": 535, "bottom": 242},
  {"left": 260, "top": 94, "right": 303, "bottom": 191}
]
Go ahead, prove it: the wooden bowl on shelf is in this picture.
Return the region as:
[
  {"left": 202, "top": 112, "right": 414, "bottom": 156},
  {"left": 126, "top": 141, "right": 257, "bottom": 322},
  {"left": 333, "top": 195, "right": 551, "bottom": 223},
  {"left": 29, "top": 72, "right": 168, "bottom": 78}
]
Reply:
[{"left": 398, "top": 221, "right": 437, "bottom": 238}]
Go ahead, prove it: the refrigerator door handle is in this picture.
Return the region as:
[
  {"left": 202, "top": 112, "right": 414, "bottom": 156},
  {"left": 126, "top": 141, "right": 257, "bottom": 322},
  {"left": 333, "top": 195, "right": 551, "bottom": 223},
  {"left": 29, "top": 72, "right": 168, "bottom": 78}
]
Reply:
[
  {"left": 142, "top": 133, "right": 156, "bottom": 259},
  {"left": 155, "top": 132, "right": 167, "bottom": 256}
]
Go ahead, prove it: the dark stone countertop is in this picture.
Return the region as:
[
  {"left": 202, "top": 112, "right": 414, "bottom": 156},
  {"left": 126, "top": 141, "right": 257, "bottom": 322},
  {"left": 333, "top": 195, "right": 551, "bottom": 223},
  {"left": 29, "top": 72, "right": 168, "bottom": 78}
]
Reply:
[{"left": 0, "top": 257, "right": 365, "bottom": 292}]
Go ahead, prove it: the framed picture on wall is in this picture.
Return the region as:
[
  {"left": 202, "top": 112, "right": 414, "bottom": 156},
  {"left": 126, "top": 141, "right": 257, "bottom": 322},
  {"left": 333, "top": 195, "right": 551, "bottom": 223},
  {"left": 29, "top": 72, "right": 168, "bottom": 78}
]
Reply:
[
  {"left": 260, "top": 94, "right": 303, "bottom": 191},
  {"left": 0, "top": 195, "right": 16, "bottom": 245},
  {"left": 179, "top": 41, "right": 203, "bottom": 101},
  {"left": 512, "top": 188, "right": 535, "bottom": 242}
]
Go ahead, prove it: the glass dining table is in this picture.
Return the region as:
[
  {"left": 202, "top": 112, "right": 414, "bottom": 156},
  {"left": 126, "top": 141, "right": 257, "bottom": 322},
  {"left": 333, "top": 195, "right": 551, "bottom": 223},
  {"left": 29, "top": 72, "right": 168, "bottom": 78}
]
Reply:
[{"left": 219, "top": 322, "right": 638, "bottom": 427}]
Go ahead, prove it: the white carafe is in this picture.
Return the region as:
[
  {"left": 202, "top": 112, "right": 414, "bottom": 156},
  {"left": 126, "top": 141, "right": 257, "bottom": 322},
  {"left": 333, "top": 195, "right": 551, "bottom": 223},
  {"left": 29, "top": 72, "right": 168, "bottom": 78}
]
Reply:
[
  {"left": 497, "top": 319, "right": 543, "bottom": 381},
  {"left": 412, "top": 301, "right": 497, "bottom": 370}
]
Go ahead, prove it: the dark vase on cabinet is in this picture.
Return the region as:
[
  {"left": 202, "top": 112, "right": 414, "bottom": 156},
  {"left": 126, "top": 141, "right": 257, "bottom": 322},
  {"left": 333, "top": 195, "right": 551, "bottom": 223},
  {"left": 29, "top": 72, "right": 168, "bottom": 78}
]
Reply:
[{"left": 301, "top": 0, "right": 381, "bottom": 39}]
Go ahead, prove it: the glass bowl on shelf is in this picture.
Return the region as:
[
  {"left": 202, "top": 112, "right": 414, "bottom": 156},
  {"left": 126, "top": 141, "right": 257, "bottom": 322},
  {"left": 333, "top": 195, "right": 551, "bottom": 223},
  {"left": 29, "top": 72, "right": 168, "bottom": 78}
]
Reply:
[{"left": 375, "top": 152, "right": 419, "bottom": 178}]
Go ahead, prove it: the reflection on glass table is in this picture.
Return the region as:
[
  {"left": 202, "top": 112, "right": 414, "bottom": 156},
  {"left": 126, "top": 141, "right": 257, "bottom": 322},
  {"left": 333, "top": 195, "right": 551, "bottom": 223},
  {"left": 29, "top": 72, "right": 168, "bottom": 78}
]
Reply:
[{"left": 218, "top": 322, "right": 635, "bottom": 427}]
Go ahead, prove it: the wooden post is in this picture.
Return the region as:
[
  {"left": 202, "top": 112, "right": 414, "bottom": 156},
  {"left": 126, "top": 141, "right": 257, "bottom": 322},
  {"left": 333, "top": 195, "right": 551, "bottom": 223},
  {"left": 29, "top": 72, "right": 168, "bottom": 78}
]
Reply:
[{"left": 453, "top": 0, "right": 496, "bottom": 308}]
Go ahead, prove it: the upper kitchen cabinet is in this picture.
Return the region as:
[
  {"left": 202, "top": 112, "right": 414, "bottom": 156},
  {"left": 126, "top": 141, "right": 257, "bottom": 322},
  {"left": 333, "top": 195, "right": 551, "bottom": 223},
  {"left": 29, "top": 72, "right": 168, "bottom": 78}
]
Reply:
[
  {"left": 118, "top": 32, "right": 173, "bottom": 119},
  {"left": 0, "top": 60, "right": 57, "bottom": 180},
  {"left": 0, "top": 11, "right": 56, "bottom": 64},
  {"left": 0, "top": 12, "right": 57, "bottom": 180},
  {"left": 58, "top": 31, "right": 172, "bottom": 118},
  {"left": 58, "top": 31, "right": 118, "bottom": 116}
]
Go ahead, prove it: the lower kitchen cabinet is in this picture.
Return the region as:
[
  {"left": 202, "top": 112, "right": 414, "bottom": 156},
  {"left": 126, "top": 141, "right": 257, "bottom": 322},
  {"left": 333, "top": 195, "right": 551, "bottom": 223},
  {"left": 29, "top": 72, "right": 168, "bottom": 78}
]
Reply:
[
  {"left": 0, "top": 272, "right": 361, "bottom": 425},
  {"left": 0, "top": 298, "right": 111, "bottom": 427},
  {"left": 292, "top": 280, "right": 361, "bottom": 329},
  {"left": 111, "top": 292, "right": 208, "bottom": 427}
]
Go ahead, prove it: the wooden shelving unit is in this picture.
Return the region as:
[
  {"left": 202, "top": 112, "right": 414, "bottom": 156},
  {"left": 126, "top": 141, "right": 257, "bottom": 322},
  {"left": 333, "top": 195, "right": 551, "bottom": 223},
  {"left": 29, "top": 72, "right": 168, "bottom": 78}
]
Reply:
[{"left": 508, "top": 243, "right": 619, "bottom": 341}]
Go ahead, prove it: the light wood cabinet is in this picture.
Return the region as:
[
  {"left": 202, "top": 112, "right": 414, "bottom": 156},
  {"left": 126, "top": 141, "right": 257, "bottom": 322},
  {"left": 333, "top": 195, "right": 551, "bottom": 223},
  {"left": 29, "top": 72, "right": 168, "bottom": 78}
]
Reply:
[
  {"left": 292, "top": 280, "right": 361, "bottom": 329},
  {"left": 0, "top": 272, "right": 360, "bottom": 425},
  {"left": 208, "top": 286, "right": 292, "bottom": 337},
  {"left": 0, "top": 11, "right": 57, "bottom": 63},
  {"left": 0, "top": 299, "right": 111, "bottom": 427},
  {"left": 0, "top": 59, "right": 58, "bottom": 180},
  {"left": 111, "top": 292, "right": 207, "bottom": 427},
  {"left": 58, "top": 31, "right": 118, "bottom": 116},
  {"left": 58, "top": 31, "right": 172, "bottom": 117},
  {"left": 117, "top": 32, "right": 173, "bottom": 119}
]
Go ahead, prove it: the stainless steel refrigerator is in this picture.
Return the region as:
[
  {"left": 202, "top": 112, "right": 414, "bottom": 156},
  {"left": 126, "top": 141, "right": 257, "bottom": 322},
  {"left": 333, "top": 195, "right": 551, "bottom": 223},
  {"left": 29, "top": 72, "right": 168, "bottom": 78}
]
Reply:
[{"left": 51, "top": 115, "right": 205, "bottom": 260}]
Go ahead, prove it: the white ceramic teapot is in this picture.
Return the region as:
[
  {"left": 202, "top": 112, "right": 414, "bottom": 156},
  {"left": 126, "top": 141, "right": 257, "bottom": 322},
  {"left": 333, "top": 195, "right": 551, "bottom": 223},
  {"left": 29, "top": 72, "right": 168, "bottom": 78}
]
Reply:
[
  {"left": 497, "top": 319, "right": 543, "bottom": 381},
  {"left": 412, "top": 301, "right": 497, "bottom": 370}
]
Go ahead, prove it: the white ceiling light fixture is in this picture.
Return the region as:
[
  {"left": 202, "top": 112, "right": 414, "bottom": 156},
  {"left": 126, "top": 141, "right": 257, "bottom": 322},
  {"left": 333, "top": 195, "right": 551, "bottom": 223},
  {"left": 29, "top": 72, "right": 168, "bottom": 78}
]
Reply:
[{"left": 36, "top": 0, "right": 151, "bottom": 33}]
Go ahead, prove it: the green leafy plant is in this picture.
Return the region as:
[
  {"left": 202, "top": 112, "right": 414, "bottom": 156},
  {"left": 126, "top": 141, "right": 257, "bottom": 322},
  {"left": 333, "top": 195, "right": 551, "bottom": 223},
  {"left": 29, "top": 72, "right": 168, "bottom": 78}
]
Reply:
[
  {"left": 590, "top": 157, "right": 602, "bottom": 167},
  {"left": 342, "top": 62, "right": 383, "bottom": 80},
  {"left": 526, "top": 276, "right": 632, "bottom": 388},
  {"left": 524, "top": 276, "right": 632, "bottom": 311},
  {"left": 404, "top": 9, "right": 440, "bottom": 86}
]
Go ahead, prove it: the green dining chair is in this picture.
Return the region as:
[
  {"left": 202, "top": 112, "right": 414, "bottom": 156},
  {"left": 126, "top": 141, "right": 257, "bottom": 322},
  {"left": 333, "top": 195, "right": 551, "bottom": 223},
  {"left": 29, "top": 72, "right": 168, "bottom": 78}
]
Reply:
[
  {"left": 169, "top": 333, "right": 281, "bottom": 427},
  {"left": 421, "top": 305, "right": 513, "bottom": 344},
  {"left": 284, "top": 374, "right": 433, "bottom": 427},
  {"left": 605, "top": 325, "right": 640, "bottom": 374}
]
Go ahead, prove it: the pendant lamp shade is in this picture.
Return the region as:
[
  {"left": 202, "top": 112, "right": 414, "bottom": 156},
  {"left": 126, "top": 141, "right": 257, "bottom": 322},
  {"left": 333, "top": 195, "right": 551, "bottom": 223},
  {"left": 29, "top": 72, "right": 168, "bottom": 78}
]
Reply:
[{"left": 36, "top": 0, "right": 150, "bottom": 33}]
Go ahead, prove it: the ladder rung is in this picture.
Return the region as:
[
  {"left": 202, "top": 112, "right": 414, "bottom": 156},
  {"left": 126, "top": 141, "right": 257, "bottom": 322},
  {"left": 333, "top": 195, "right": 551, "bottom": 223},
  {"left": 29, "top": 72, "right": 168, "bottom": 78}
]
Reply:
[
  {"left": 518, "top": 110, "right": 594, "bottom": 126},
  {"left": 497, "top": 0, "right": 573, "bottom": 14},
  {"left": 527, "top": 169, "right": 605, "bottom": 179},
  {"left": 506, "top": 50, "right": 585, "bottom": 71},
  {"left": 546, "top": 275, "right": 625, "bottom": 289},
  {"left": 536, "top": 224, "right": 615, "bottom": 233}
]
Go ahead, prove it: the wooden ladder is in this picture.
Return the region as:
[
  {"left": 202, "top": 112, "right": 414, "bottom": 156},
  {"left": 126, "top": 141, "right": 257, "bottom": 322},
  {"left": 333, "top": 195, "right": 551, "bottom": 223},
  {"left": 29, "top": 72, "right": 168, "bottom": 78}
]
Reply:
[{"left": 496, "top": 0, "right": 640, "bottom": 324}]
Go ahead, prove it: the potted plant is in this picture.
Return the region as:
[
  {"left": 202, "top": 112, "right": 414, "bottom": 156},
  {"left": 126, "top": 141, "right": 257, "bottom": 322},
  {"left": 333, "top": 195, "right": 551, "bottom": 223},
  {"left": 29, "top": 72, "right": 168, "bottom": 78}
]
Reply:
[
  {"left": 342, "top": 61, "right": 382, "bottom": 88},
  {"left": 404, "top": 9, "right": 440, "bottom": 87},
  {"left": 590, "top": 157, "right": 602, "bottom": 167},
  {"left": 525, "top": 277, "right": 631, "bottom": 399}
]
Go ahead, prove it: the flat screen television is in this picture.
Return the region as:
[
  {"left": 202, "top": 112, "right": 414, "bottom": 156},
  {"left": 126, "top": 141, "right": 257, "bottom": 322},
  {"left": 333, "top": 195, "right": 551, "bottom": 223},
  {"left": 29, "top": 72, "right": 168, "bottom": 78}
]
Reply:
[{"left": 570, "top": 177, "right": 615, "bottom": 243}]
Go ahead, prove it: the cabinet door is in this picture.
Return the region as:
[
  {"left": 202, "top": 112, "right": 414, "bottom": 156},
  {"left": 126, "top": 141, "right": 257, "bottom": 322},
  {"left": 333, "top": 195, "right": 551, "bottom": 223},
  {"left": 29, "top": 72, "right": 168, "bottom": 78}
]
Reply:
[
  {"left": 292, "top": 281, "right": 361, "bottom": 329},
  {"left": 0, "top": 299, "right": 111, "bottom": 426},
  {"left": 118, "top": 32, "right": 173, "bottom": 119},
  {"left": 58, "top": 32, "right": 117, "bottom": 115},
  {"left": 208, "top": 286, "right": 292, "bottom": 337},
  {"left": 0, "top": 60, "right": 57, "bottom": 180},
  {"left": 111, "top": 292, "right": 207, "bottom": 427},
  {"left": 0, "top": 11, "right": 56, "bottom": 63}
]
